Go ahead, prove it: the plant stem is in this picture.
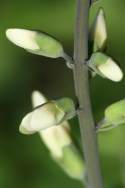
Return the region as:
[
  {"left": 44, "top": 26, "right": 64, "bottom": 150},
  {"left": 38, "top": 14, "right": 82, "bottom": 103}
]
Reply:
[{"left": 73, "top": 0, "right": 103, "bottom": 188}]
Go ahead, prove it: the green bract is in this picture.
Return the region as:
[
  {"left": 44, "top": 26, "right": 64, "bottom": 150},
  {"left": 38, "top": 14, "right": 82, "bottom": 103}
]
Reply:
[
  {"left": 6, "top": 28, "right": 64, "bottom": 58},
  {"left": 88, "top": 52, "right": 123, "bottom": 82}
]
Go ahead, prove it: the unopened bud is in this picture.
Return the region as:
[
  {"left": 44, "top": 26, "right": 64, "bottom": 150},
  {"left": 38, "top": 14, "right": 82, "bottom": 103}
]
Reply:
[
  {"left": 6, "top": 28, "right": 64, "bottom": 58},
  {"left": 105, "top": 99, "right": 125, "bottom": 126},
  {"left": 33, "top": 91, "right": 84, "bottom": 180},
  {"left": 19, "top": 97, "right": 75, "bottom": 134},
  {"left": 89, "top": 52, "right": 123, "bottom": 82},
  {"left": 93, "top": 8, "right": 107, "bottom": 52}
]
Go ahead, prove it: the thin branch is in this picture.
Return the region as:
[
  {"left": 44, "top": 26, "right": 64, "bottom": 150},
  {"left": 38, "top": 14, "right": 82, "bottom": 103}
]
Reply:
[{"left": 73, "top": 0, "right": 103, "bottom": 188}]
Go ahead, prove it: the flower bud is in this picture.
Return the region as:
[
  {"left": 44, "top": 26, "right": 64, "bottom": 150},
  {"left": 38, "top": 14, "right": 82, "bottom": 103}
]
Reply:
[
  {"left": 32, "top": 90, "right": 47, "bottom": 107},
  {"left": 56, "top": 141, "right": 84, "bottom": 180},
  {"left": 32, "top": 91, "right": 84, "bottom": 180},
  {"left": 105, "top": 99, "right": 125, "bottom": 126},
  {"left": 89, "top": 52, "right": 123, "bottom": 82},
  {"left": 19, "top": 97, "right": 75, "bottom": 134},
  {"left": 6, "top": 28, "right": 64, "bottom": 58},
  {"left": 31, "top": 92, "right": 72, "bottom": 155},
  {"left": 92, "top": 8, "right": 107, "bottom": 52},
  {"left": 39, "top": 121, "right": 84, "bottom": 180}
]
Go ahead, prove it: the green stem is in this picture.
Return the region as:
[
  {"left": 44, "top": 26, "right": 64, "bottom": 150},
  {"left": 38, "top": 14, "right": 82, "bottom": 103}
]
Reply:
[{"left": 73, "top": 0, "right": 103, "bottom": 187}]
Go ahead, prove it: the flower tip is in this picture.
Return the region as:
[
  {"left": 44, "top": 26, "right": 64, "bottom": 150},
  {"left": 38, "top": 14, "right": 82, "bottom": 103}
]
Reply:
[
  {"left": 98, "top": 58, "right": 123, "bottom": 82},
  {"left": 6, "top": 28, "right": 19, "bottom": 40},
  {"left": 31, "top": 90, "right": 47, "bottom": 108},
  {"left": 5, "top": 28, "right": 39, "bottom": 50},
  {"left": 6, "top": 28, "right": 12, "bottom": 36},
  {"left": 98, "top": 7, "right": 104, "bottom": 16},
  {"left": 19, "top": 112, "right": 36, "bottom": 135},
  {"left": 19, "top": 124, "right": 30, "bottom": 135},
  {"left": 6, "top": 28, "right": 15, "bottom": 41}
]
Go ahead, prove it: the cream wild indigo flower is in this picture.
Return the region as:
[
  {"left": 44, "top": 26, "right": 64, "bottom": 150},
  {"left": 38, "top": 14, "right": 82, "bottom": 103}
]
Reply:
[
  {"left": 19, "top": 95, "right": 75, "bottom": 134},
  {"left": 6, "top": 28, "right": 65, "bottom": 58},
  {"left": 89, "top": 52, "right": 123, "bottom": 82},
  {"left": 20, "top": 91, "right": 84, "bottom": 180}
]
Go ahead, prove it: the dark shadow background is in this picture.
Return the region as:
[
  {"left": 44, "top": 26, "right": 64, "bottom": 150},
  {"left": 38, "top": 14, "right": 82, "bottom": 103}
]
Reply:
[{"left": 1, "top": 0, "right": 125, "bottom": 187}]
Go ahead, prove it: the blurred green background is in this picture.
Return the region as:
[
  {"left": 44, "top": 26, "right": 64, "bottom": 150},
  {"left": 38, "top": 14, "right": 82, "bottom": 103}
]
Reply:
[{"left": 1, "top": 0, "right": 125, "bottom": 187}]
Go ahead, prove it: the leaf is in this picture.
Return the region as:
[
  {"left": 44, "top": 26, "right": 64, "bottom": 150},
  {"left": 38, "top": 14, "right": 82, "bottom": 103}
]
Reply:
[
  {"left": 88, "top": 52, "right": 123, "bottom": 82},
  {"left": 6, "top": 28, "right": 64, "bottom": 58}
]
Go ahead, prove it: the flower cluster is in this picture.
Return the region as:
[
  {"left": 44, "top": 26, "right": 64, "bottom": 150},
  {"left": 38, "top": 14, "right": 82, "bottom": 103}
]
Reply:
[{"left": 5, "top": 6, "right": 125, "bottom": 183}]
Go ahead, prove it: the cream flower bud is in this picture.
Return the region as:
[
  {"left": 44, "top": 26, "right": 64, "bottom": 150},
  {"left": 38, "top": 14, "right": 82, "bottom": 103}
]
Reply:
[
  {"left": 98, "top": 58, "right": 123, "bottom": 82},
  {"left": 31, "top": 90, "right": 47, "bottom": 107},
  {"left": 39, "top": 122, "right": 84, "bottom": 180},
  {"left": 89, "top": 52, "right": 123, "bottom": 82},
  {"left": 93, "top": 8, "right": 107, "bottom": 52},
  {"left": 6, "top": 29, "right": 39, "bottom": 50},
  {"left": 6, "top": 28, "right": 64, "bottom": 58},
  {"left": 31, "top": 91, "right": 84, "bottom": 180},
  {"left": 20, "top": 101, "right": 65, "bottom": 134},
  {"left": 31, "top": 91, "right": 72, "bottom": 158},
  {"left": 19, "top": 97, "right": 75, "bottom": 134},
  {"left": 39, "top": 122, "right": 71, "bottom": 158}
]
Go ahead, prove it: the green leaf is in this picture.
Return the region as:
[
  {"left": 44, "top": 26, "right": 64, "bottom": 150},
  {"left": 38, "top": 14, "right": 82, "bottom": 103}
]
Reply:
[
  {"left": 6, "top": 28, "right": 64, "bottom": 58},
  {"left": 88, "top": 52, "right": 123, "bottom": 82}
]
